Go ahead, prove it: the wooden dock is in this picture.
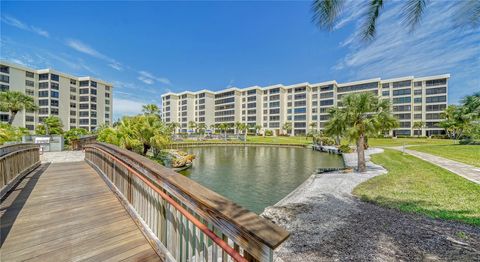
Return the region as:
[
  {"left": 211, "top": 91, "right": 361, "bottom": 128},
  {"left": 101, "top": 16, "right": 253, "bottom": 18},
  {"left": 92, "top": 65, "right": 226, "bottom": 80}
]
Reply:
[{"left": 0, "top": 161, "right": 162, "bottom": 262}]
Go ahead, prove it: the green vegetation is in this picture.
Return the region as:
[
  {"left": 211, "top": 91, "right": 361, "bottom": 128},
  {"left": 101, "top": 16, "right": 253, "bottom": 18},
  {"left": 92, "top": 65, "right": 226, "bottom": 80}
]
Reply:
[
  {"left": 410, "top": 144, "right": 480, "bottom": 167},
  {"left": 353, "top": 149, "right": 480, "bottom": 226},
  {"left": 323, "top": 92, "right": 398, "bottom": 172},
  {"left": 0, "top": 91, "right": 37, "bottom": 124},
  {"left": 0, "top": 123, "right": 30, "bottom": 145},
  {"left": 63, "top": 128, "right": 89, "bottom": 145},
  {"left": 35, "top": 116, "right": 64, "bottom": 135},
  {"left": 368, "top": 137, "right": 456, "bottom": 147},
  {"left": 440, "top": 92, "right": 480, "bottom": 140}
]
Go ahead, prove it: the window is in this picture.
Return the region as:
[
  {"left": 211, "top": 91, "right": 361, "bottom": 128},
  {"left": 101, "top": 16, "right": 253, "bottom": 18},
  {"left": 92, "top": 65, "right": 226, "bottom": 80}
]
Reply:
[
  {"left": 392, "top": 97, "right": 411, "bottom": 104},
  {"left": 294, "top": 107, "right": 306, "bottom": 114},
  {"left": 395, "top": 113, "right": 411, "bottom": 120},
  {"left": 337, "top": 82, "right": 377, "bottom": 93},
  {"left": 247, "top": 89, "right": 256, "bottom": 95},
  {"left": 294, "top": 94, "right": 306, "bottom": 100},
  {"left": 247, "top": 116, "right": 256, "bottom": 122},
  {"left": 80, "top": 111, "right": 89, "bottom": 117},
  {"left": 382, "top": 83, "right": 390, "bottom": 88},
  {"left": 91, "top": 96, "right": 97, "bottom": 102},
  {"left": 90, "top": 89, "right": 97, "bottom": 95},
  {"left": 79, "top": 119, "right": 89, "bottom": 125},
  {"left": 294, "top": 87, "right": 306, "bottom": 93},
  {"left": 51, "top": 108, "right": 59, "bottom": 115},
  {"left": 0, "top": 65, "right": 9, "bottom": 73},
  {"left": 414, "top": 97, "right": 422, "bottom": 103},
  {"left": 399, "top": 122, "right": 411, "bottom": 128},
  {"left": 414, "top": 114, "right": 422, "bottom": 119},
  {"left": 70, "top": 110, "right": 76, "bottom": 116},
  {"left": 0, "top": 113, "right": 9, "bottom": 122},
  {"left": 70, "top": 118, "right": 76, "bottom": 124},
  {"left": 70, "top": 87, "right": 76, "bottom": 93},
  {"left": 39, "top": 99, "right": 49, "bottom": 106},
  {"left": 426, "top": 95, "right": 446, "bottom": 103},
  {"left": 105, "top": 113, "right": 110, "bottom": 119},
  {"left": 269, "top": 101, "right": 280, "bottom": 108},
  {"left": 50, "top": 74, "right": 59, "bottom": 81},
  {"left": 294, "top": 115, "right": 306, "bottom": 121},
  {"left": 393, "top": 88, "right": 411, "bottom": 96},
  {"left": 414, "top": 106, "right": 422, "bottom": 111},
  {"left": 39, "top": 108, "right": 49, "bottom": 114},
  {"left": 0, "top": 84, "right": 9, "bottom": 91},
  {"left": 382, "top": 91, "right": 390, "bottom": 96},
  {"left": 0, "top": 75, "right": 9, "bottom": 83},
  {"left": 80, "top": 96, "right": 89, "bottom": 102},
  {"left": 269, "top": 122, "right": 280, "bottom": 128},
  {"left": 51, "top": 100, "right": 59, "bottom": 107},
  {"left": 25, "top": 115, "right": 34, "bottom": 122},
  {"left": 425, "top": 87, "right": 446, "bottom": 95},
  {"left": 247, "top": 96, "right": 256, "bottom": 102},
  {"left": 294, "top": 101, "right": 306, "bottom": 107},
  {"left": 414, "top": 81, "right": 422, "bottom": 87},
  {"left": 39, "top": 82, "right": 48, "bottom": 89},
  {"left": 392, "top": 80, "right": 411, "bottom": 88},
  {"left": 215, "top": 91, "right": 235, "bottom": 99},
  {"left": 320, "top": 92, "right": 334, "bottom": 99},
  {"left": 215, "top": 97, "right": 235, "bottom": 105},
  {"left": 320, "top": 99, "right": 334, "bottom": 106},
  {"left": 25, "top": 89, "right": 34, "bottom": 96},
  {"left": 105, "top": 100, "right": 110, "bottom": 105},
  {"left": 393, "top": 105, "right": 411, "bottom": 112},
  {"left": 80, "top": 104, "right": 89, "bottom": 109},
  {"left": 90, "top": 81, "right": 97, "bottom": 87},
  {"left": 39, "top": 91, "right": 49, "bottom": 97},
  {"left": 70, "top": 102, "right": 76, "bottom": 108},
  {"left": 414, "top": 89, "right": 422, "bottom": 95},
  {"left": 25, "top": 80, "right": 35, "bottom": 87},
  {"left": 426, "top": 113, "right": 441, "bottom": 120},
  {"left": 51, "top": 91, "right": 59, "bottom": 98},
  {"left": 70, "top": 79, "right": 77, "bottom": 85},
  {"left": 270, "top": 88, "right": 280, "bottom": 94},
  {"left": 91, "top": 104, "right": 97, "bottom": 110},
  {"left": 70, "top": 95, "right": 76, "bottom": 100},
  {"left": 294, "top": 122, "right": 306, "bottom": 128},
  {"left": 320, "top": 115, "right": 330, "bottom": 121},
  {"left": 26, "top": 124, "right": 34, "bottom": 130},
  {"left": 51, "top": 82, "right": 59, "bottom": 90},
  {"left": 426, "top": 104, "right": 446, "bottom": 111},
  {"left": 105, "top": 106, "right": 110, "bottom": 112},
  {"left": 105, "top": 86, "right": 111, "bottom": 91},
  {"left": 269, "top": 108, "right": 280, "bottom": 114},
  {"left": 270, "top": 95, "right": 280, "bottom": 101},
  {"left": 39, "top": 74, "right": 49, "bottom": 80},
  {"left": 320, "top": 85, "right": 334, "bottom": 92},
  {"left": 270, "top": 115, "right": 280, "bottom": 121},
  {"left": 79, "top": 80, "right": 89, "bottom": 87},
  {"left": 425, "top": 79, "right": 446, "bottom": 87}
]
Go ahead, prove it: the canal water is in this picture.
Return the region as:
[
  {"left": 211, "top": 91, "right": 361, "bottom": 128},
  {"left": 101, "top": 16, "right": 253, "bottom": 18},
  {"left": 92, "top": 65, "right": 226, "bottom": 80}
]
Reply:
[{"left": 179, "top": 146, "right": 344, "bottom": 213}]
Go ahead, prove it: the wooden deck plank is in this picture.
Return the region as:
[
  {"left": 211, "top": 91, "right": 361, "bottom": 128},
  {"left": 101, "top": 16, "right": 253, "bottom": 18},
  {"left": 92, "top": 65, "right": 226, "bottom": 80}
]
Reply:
[{"left": 0, "top": 161, "right": 161, "bottom": 262}]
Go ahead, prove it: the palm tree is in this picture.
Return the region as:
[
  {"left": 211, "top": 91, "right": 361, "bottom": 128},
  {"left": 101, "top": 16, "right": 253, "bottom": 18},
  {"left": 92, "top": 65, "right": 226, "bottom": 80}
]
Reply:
[
  {"left": 312, "top": 0, "right": 479, "bottom": 40},
  {"left": 218, "top": 123, "right": 229, "bottom": 140},
  {"left": 439, "top": 105, "right": 470, "bottom": 139},
  {"left": 188, "top": 121, "right": 197, "bottom": 133},
  {"left": 461, "top": 92, "right": 480, "bottom": 120},
  {"left": 197, "top": 123, "right": 207, "bottom": 135},
  {"left": 413, "top": 121, "right": 425, "bottom": 137},
  {"left": 168, "top": 122, "right": 180, "bottom": 134},
  {"left": 326, "top": 92, "right": 398, "bottom": 172},
  {"left": 254, "top": 124, "right": 262, "bottom": 135},
  {"left": 237, "top": 123, "right": 248, "bottom": 141},
  {"left": 0, "top": 91, "right": 38, "bottom": 124},
  {"left": 282, "top": 122, "right": 293, "bottom": 135},
  {"left": 142, "top": 104, "right": 160, "bottom": 117},
  {"left": 325, "top": 107, "right": 346, "bottom": 145},
  {"left": 36, "top": 116, "right": 64, "bottom": 135}
]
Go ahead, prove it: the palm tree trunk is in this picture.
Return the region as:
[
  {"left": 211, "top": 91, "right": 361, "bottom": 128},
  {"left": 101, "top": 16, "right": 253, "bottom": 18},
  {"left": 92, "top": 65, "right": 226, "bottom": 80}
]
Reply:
[
  {"left": 357, "top": 133, "right": 366, "bottom": 172},
  {"left": 335, "top": 135, "right": 340, "bottom": 145},
  {"left": 8, "top": 111, "right": 17, "bottom": 125}
]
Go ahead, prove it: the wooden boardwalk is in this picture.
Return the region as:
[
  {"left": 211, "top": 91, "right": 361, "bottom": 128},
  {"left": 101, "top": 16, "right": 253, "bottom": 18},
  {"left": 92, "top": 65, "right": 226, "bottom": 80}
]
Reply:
[{"left": 0, "top": 161, "right": 162, "bottom": 262}]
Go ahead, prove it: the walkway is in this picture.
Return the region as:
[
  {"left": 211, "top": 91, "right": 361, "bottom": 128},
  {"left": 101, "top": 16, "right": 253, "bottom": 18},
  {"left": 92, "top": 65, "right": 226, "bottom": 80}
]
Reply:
[
  {"left": 0, "top": 161, "right": 161, "bottom": 261},
  {"left": 391, "top": 146, "right": 480, "bottom": 184}
]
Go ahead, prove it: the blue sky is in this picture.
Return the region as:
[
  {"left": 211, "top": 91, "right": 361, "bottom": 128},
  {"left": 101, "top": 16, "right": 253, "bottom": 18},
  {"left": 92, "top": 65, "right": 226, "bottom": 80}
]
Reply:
[{"left": 1, "top": 1, "right": 478, "bottom": 120}]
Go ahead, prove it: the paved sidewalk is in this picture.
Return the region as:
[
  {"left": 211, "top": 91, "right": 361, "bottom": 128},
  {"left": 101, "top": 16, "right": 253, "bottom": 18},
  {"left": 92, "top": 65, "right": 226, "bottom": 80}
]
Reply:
[
  {"left": 391, "top": 146, "right": 480, "bottom": 184},
  {"left": 40, "top": 150, "right": 85, "bottom": 163}
]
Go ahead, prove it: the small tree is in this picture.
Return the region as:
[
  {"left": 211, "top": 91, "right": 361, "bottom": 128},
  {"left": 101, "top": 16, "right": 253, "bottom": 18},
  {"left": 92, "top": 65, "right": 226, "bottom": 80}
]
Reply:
[
  {"left": 282, "top": 122, "right": 293, "bottom": 135},
  {"left": 188, "top": 121, "right": 197, "bottom": 133},
  {"left": 0, "top": 91, "right": 38, "bottom": 124},
  {"left": 197, "top": 123, "right": 207, "bottom": 135},
  {"left": 64, "top": 128, "right": 89, "bottom": 144},
  {"left": 218, "top": 123, "right": 228, "bottom": 140},
  {"left": 168, "top": 122, "right": 180, "bottom": 134},
  {"left": 36, "top": 116, "right": 64, "bottom": 135},
  {"left": 254, "top": 124, "right": 262, "bottom": 135},
  {"left": 325, "top": 92, "right": 398, "bottom": 172},
  {"left": 413, "top": 121, "right": 425, "bottom": 137},
  {"left": 237, "top": 123, "right": 248, "bottom": 140}
]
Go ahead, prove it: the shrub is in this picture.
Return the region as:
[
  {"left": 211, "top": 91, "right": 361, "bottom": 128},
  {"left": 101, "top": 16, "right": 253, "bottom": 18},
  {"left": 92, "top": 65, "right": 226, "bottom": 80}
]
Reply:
[
  {"left": 430, "top": 135, "right": 449, "bottom": 139},
  {"left": 339, "top": 144, "right": 352, "bottom": 153},
  {"left": 316, "top": 136, "right": 335, "bottom": 146},
  {"left": 459, "top": 139, "right": 480, "bottom": 145},
  {"left": 264, "top": 130, "right": 273, "bottom": 136}
]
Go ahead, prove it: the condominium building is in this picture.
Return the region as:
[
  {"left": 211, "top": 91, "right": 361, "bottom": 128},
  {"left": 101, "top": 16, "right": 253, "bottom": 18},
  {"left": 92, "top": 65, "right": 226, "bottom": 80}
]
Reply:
[
  {"left": 0, "top": 61, "right": 113, "bottom": 132},
  {"left": 161, "top": 74, "right": 449, "bottom": 136}
]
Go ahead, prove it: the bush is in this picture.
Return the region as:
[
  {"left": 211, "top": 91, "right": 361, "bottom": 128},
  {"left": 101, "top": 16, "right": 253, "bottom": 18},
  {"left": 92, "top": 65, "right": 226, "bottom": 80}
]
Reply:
[
  {"left": 339, "top": 144, "right": 352, "bottom": 153},
  {"left": 315, "top": 136, "right": 335, "bottom": 146},
  {"left": 430, "top": 135, "right": 449, "bottom": 139},
  {"left": 459, "top": 139, "right": 480, "bottom": 145},
  {"left": 264, "top": 130, "right": 273, "bottom": 136}
]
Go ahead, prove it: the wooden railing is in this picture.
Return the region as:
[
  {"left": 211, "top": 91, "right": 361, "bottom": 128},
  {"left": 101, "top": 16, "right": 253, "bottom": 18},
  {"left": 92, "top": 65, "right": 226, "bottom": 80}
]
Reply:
[
  {"left": 84, "top": 142, "right": 289, "bottom": 262},
  {"left": 0, "top": 143, "right": 40, "bottom": 198},
  {"left": 167, "top": 142, "right": 307, "bottom": 149},
  {"left": 70, "top": 135, "right": 97, "bottom": 150}
]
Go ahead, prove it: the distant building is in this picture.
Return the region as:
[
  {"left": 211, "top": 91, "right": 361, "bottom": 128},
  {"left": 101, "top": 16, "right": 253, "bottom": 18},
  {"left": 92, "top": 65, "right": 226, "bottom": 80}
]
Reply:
[
  {"left": 0, "top": 60, "right": 113, "bottom": 132},
  {"left": 161, "top": 75, "right": 449, "bottom": 137}
]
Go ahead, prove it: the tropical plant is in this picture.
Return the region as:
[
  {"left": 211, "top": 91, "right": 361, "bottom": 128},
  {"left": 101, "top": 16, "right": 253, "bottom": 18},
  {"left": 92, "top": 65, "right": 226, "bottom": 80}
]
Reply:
[
  {"left": 439, "top": 105, "right": 470, "bottom": 139},
  {"left": 236, "top": 123, "right": 248, "bottom": 140},
  {"left": 0, "top": 91, "right": 38, "bottom": 124},
  {"left": 167, "top": 122, "right": 180, "bottom": 134},
  {"left": 264, "top": 129, "right": 273, "bottom": 136},
  {"left": 324, "top": 107, "right": 346, "bottom": 145},
  {"left": 218, "top": 123, "right": 229, "bottom": 140},
  {"left": 254, "top": 124, "right": 262, "bottom": 135},
  {"left": 64, "top": 128, "right": 89, "bottom": 145},
  {"left": 0, "top": 123, "right": 30, "bottom": 145},
  {"left": 188, "top": 121, "right": 197, "bottom": 132},
  {"left": 325, "top": 92, "right": 398, "bottom": 172},
  {"left": 142, "top": 104, "right": 161, "bottom": 117},
  {"left": 282, "top": 122, "right": 293, "bottom": 135},
  {"left": 413, "top": 121, "right": 425, "bottom": 137},
  {"left": 197, "top": 123, "right": 207, "bottom": 135},
  {"left": 35, "top": 116, "right": 64, "bottom": 135},
  {"left": 312, "top": 0, "right": 480, "bottom": 40}
]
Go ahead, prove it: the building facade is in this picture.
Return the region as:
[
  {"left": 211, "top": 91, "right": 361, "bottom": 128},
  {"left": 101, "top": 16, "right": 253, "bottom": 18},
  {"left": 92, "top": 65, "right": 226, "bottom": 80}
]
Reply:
[
  {"left": 0, "top": 61, "right": 113, "bottom": 132},
  {"left": 161, "top": 74, "right": 449, "bottom": 136}
]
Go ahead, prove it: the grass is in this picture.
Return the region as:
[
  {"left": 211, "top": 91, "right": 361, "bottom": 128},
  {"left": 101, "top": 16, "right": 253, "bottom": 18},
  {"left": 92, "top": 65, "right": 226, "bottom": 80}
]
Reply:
[
  {"left": 367, "top": 137, "right": 457, "bottom": 147},
  {"left": 353, "top": 149, "right": 480, "bottom": 226},
  {"left": 409, "top": 144, "right": 480, "bottom": 167}
]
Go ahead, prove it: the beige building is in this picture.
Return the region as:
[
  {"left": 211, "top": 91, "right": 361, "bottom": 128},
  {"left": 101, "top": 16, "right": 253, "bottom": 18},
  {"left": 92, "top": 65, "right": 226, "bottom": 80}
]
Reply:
[
  {"left": 162, "top": 74, "right": 449, "bottom": 137},
  {"left": 0, "top": 60, "right": 113, "bottom": 132}
]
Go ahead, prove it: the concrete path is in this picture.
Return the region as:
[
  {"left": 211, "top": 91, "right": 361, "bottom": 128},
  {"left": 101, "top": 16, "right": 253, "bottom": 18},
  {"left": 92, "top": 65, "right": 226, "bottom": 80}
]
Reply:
[
  {"left": 40, "top": 150, "right": 85, "bottom": 163},
  {"left": 390, "top": 146, "right": 480, "bottom": 184}
]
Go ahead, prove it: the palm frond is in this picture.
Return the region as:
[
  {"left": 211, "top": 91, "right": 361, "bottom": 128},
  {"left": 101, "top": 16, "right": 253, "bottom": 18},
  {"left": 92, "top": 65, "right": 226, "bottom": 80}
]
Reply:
[
  {"left": 402, "top": 0, "right": 428, "bottom": 31},
  {"left": 312, "top": 0, "right": 345, "bottom": 31},
  {"left": 361, "top": 0, "right": 384, "bottom": 40}
]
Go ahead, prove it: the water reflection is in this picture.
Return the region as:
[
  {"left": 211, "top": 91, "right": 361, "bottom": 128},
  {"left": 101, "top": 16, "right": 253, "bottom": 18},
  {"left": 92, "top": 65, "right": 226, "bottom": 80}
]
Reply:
[{"left": 179, "top": 146, "right": 344, "bottom": 214}]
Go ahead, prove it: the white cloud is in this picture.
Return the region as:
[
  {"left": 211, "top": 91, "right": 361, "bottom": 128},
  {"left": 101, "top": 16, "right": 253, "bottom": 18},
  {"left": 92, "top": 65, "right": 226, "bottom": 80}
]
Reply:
[
  {"left": 66, "top": 39, "right": 123, "bottom": 71},
  {"left": 113, "top": 98, "right": 145, "bottom": 118},
  {"left": 1, "top": 15, "right": 49, "bottom": 37},
  {"left": 138, "top": 70, "right": 171, "bottom": 85}
]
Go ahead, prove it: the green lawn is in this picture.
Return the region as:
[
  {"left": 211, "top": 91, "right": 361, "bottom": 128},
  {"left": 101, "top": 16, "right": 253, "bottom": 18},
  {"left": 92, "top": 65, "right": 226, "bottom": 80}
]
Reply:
[
  {"left": 353, "top": 149, "right": 480, "bottom": 226},
  {"left": 368, "top": 137, "right": 456, "bottom": 147},
  {"left": 409, "top": 144, "right": 480, "bottom": 167}
]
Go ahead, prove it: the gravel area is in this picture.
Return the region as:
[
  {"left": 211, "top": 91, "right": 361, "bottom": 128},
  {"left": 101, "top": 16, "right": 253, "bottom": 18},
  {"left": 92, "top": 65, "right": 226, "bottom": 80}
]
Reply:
[
  {"left": 40, "top": 150, "right": 85, "bottom": 163},
  {"left": 262, "top": 148, "right": 480, "bottom": 261}
]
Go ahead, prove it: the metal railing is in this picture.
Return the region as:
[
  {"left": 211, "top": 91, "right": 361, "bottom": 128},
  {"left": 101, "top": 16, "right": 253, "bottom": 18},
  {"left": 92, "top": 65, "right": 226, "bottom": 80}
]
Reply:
[
  {"left": 0, "top": 143, "right": 40, "bottom": 198},
  {"left": 84, "top": 142, "right": 289, "bottom": 262}
]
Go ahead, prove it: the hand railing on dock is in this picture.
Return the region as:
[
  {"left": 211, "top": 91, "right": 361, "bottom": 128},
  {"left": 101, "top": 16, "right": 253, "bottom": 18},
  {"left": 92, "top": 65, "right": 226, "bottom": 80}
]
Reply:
[
  {"left": 70, "top": 135, "right": 97, "bottom": 150},
  {"left": 0, "top": 143, "right": 40, "bottom": 198},
  {"left": 84, "top": 142, "right": 289, "bottom": 262}
]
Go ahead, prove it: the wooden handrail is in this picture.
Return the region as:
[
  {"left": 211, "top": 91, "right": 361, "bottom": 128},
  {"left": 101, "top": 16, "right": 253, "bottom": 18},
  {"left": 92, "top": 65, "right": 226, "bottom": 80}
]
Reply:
[
  {"left": 0, "top": 144, "right": 40, "bottom": 198},
  {"left": 84, "top": 142, "right": 289, "bottom": 262}
]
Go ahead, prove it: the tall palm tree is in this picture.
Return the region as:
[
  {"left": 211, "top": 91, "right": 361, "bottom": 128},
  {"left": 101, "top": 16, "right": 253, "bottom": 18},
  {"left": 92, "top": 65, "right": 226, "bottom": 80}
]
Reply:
[
  {"left": 413, "top": 121, "right": 425, "bottom": 137},
  {"left": 312, "top": 0, "right": 479, "bottom": 40},
  {"left": 282, "top": 122, "right": 293, "bottom": 135},
  {"left": 168, "top": 122, "right": 180, "bottom": 134},
  {"left": 218, "top": 123, "right": 228, "bottom": 140},
  {"left": 142, "top": 104, "right": 160, "bottom": 117},
  {"left": 36, "top": 116, "right": 64, "bottom": 135},
  {"left": 325, "top": 107, "right": 346, "bottom": 145},
  {"left": 197, "top": 123, "right": 207, "bottom": 135},
  {"left": 188, "top": 121, "right": 197, "bottom": 133},
  {"left": 0, "top": 91, "right": 38, "bottom": 125},
  {"left": 326, "top": 92, "right": 397, "bottom": 172}
]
